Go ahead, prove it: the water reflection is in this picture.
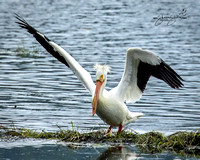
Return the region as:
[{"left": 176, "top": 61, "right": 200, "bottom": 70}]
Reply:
[
  {"left": 98, "top": 145, "right": 186, "bottom": 160},
  {"left": 98, "top": 146, "right": 138, "bottom": 160},
  {"left": 0, "top": 142, "right": 193, "bottom": 160}
]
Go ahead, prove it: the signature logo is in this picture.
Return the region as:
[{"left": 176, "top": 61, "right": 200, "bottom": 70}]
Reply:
[{"left": 153, "top": 9, "right": 188, "bottom": 26}]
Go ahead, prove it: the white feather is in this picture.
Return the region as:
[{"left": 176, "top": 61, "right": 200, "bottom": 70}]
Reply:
[
  {"left": 110, "top": 48, "right": 161, "bottom": 103},
  {"left": 49, "top": 41, "right": 95, "bottom": 94},
  {"left": 94, "top": 64, "right": 111, "bottom": 73}
]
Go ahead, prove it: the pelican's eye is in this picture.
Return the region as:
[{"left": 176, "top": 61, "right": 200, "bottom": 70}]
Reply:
[{"left": 100, "top": 75, "right": 103, "bottom": 82}]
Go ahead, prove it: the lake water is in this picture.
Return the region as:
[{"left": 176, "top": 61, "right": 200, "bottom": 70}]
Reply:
[
  {"left": 1, "top": 139, "right": 194, "bottom": 160},
  {"left": 1, "top": 139, "right": 198, "bottom": 160},
  {"left": 0, "top": 0, "right": 200, "bottom": 159}
]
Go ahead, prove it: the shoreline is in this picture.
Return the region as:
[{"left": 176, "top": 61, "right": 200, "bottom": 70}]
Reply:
[{"left": 1, "top": 125, "right": 199, "bottom": 157}]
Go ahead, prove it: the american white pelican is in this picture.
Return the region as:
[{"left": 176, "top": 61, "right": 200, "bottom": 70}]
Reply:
[{"left": 15, "top": 14, "right": 183, "bottom": 134}]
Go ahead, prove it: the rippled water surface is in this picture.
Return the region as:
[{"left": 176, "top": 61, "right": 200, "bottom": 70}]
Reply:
[
  {"left": 0, "top": 0, "right": 200, "bottom": 159},
  {"left": 1, "top": 140, "right": 197, "bottom": 160}
]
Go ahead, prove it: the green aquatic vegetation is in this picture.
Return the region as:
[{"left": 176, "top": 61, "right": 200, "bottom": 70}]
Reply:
[
  {"left": 0, "top": 125, "right": 199, "bottom": 156},
  {"left": 167, "top": 131, "right": 200, "bottom": 152},
  {"left": 15, "top": 45, "right": 40, "bottom": 58}
]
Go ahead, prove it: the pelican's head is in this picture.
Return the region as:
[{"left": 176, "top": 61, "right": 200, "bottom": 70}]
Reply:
[
  {"left": 92, "top": 64, "right": 110, "bottom": 116},
  {"left": 94, "top": 64, "right": 110, "bottom": 82}
]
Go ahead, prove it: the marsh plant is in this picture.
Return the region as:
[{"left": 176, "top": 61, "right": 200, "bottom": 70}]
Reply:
[
  {"left": 0, "top": 124, "right": 199, "bottom": 157},
  {"left": 15, "top": 43, "right": 41, "bottom": 58}
]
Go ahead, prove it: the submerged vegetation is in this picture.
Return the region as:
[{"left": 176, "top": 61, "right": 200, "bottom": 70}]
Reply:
[
  {"left": 15, "top": 44, "right": 41, "bottom": 58},
  {"left": 0, "top": 124, "right": 200, "bottom": 157}
]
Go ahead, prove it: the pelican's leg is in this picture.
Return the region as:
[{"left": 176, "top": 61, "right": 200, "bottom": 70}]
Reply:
[
  {"left": 106, "top": 125, "right": 113, "bottom": 134},
  {"left": 117, "top": 125, "right": 123, "bottom": 134}
]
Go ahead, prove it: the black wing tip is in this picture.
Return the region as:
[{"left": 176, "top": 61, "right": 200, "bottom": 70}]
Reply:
[
  {"left": 15, "top": 13, "right": 40, "bottom": 36},
  {"left": 15, "top": 14, "right": 70, "bottom": 68},
  {"left": 169, "top": 76, "right": 184, "bottom": 89},
  {"left": 173, "top": 83, "right": 184, "bottom": 89},
  {"left": 138, "top": 59, "right": 184, "bottom": 92},
  {"left": 161, "top": 59, "right": 184, "bottom": 80},
  {"left": 14, "top": 13, "right": 28, "bottom": 26},
  {"left": 160, "top": 60, "right": 184, "bottom": 89},
  {"left": 15, "top": 14, "right": 51, "bottom": 42},
  {"left": 14, "top": 13, "right": 21, "bottom": 20}
]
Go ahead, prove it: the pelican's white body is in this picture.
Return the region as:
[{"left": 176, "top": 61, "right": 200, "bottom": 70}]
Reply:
[
  {"left": 96, "top": 94, "right": 143, "bottom": 126},
  {"left": 92, "top": 63, "right": 144, "bottom": 127}
]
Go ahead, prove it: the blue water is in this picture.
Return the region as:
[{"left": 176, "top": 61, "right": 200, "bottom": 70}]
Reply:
[
  {"left": 0, "top": 140, "right": 196, "bottom": 160},
  {"left": 0, "top": 0, "right": 200, "bottom": 159}
]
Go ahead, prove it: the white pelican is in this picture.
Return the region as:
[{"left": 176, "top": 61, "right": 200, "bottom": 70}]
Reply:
[{"left": 15, "top": 14, "right": 183, "bottom": 134}]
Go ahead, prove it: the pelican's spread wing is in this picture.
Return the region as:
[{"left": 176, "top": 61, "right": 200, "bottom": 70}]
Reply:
[
  {"left": 15, "top": 14, "right": 95, "bottom": 94},
  {"left": 110, "top": 48, "right": 183, "bottom": 103}
]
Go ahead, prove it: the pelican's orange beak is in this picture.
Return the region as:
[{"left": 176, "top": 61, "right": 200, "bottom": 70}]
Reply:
[{"left": 92, "top": 80, "right": 103, "bottom": 116}]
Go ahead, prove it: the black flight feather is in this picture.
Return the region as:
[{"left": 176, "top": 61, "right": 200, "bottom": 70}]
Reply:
[
  {"left": 15, "top": 13, "right": 69, "bottom": 67},
  {"left": 137, "top": 60, "right": 184, "bottom": 92}
]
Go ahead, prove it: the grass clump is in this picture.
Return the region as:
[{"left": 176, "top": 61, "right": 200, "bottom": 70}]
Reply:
[
  {"left": 0, "top": 125, "right": 199, "bottom": 156},
  {"left": 15, "top": 45, "right": 40, "bottom": 58},
  {"left": 166, "top": 131, "right": 200, "bottom": 155},
  {"left": 136, "top": 131, "right": 167, "bottom": 146}
]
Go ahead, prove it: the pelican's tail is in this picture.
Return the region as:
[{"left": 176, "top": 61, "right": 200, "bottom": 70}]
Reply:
[
  {"left": 131, "top": 112, "right": 144, "bottom": 118},
  {"left": 123, "top": 112, "right": 144, "bottom": 125}
]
